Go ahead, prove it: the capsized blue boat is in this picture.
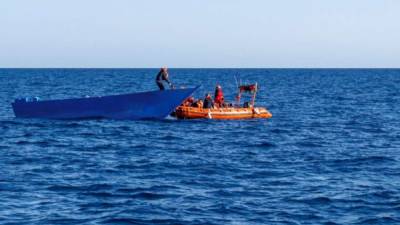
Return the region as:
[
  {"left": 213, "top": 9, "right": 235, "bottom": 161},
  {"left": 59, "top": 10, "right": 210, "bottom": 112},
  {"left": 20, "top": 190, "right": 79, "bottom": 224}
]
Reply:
[{"left": 12, "top": 87, "right": 199, "bottom": 120}]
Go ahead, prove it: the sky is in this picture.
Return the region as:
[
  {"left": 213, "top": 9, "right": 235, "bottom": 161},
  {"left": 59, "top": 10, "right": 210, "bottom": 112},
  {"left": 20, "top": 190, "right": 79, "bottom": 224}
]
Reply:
[{"left": 1, "top": 0, "right": 399, "bottom": 68}]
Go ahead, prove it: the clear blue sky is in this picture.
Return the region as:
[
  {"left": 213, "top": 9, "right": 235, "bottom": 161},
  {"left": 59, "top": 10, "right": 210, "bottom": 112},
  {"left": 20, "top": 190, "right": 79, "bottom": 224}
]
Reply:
[{"left": 1, "top": 0, "right": 399, "bottom": 68}]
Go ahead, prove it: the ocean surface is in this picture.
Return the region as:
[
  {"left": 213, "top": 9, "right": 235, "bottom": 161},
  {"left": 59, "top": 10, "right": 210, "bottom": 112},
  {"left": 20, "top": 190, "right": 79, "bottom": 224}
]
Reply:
[{"left": 0, "top": 68, "right": 399, "bottom": 225}]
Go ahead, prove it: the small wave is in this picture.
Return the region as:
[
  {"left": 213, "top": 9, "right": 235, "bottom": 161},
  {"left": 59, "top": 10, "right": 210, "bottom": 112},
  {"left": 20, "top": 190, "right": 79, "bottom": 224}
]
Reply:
[
  {"left": 267, "top": 180, "right": 295, "bottom": 186},
  {"left": 296, "top": 141, "right": 323, "bottom": 148},
  {"left": 45, "top": 218, "right": 90, "bottom": 224},
  {"left": 357, "top": 190, "right": 397, "bottom": 200},
  {"left": 308, "top": 196, "right": 332, "bottom": 204},
  {"left": 86, "top": 183, "right": 114, "bottom": 191},
  {"left": 101, "top": 218, "right": 189, "bottom": 225},
  {"left": 116, "top": 125, "right": 131, "bottom": 131},
  {"left": 246, "top": 141, "right": 277, "bottom": 148},
  {"left": 129, "top": 192, "right": 174, "bottom": 200},
  {"left": 355, "top": 216, "right": 400, "bottom": 225},
  {"left": 15, "top": 140, "right": 30, "bottom": 145},
  {"left": 115, "top": 164, "right": 141, "bottom": 170},
  {"left": 79, "top": 132, "right": 96, "bottom": 137},
  {"left": 82, "top": 190, "right": 176, "bottom": 200},
  {"left": 0, "top": 120, "right": 21, "bottom": 127},
  {"left": 116, "top": 185, "right": 177, "bottom": 193},
  {"left": 115, "top": 187, "right": 146, "bottom": 193},
  {"left": 208, "top": 189, "right": 236, "bottom": 197},
  {"left": 115, "top": 162, "right": 156, "bottom": 170},
  {"left": 15, "top": 140, "right": 51, "bottom": 147},
  {"left": 131, "top": 144, "right": 147, "bottom": 149},
  {"left": 84, "top": 191, "right": 115, "bottom": 198},
  {"left": 23, "top": 132, "right": 34, "bottom": 137},
  {"left": 334, "top": 96, "right": 351, "bottom": 101},
  {"left": 48, "top": 183, "right": 113, "bottom": 192},
  {"left": 79, "top": 202, "right": 116, "bottom": 209},
  {"left": 333, "top": 156, "right": 397, "bottom": 165},
  {"left": 160, "top": 135, "right": 183, "bottom": 140},
  {"left": 23, "top": 122, "right": 48, "bottom": 128},
  {"left": 324, "top": 222, "right": 340, "bottom": 225},
  {"left": 290, "top": 196, "right": 333, "bottom": 205},
  {"left": 59, "top": 122, "right": 86, "bottom": 128},
  {"left": 366, "top": 156, "right": 392, "bottom": 162},
  {"left": 270, "top": 128, "right": 289, "bottom": 134},
  {"left": 100, "top": 218, "right": 141, "bottom": 225},
  {"left": 48, "top": 184, "right": 83, "bottom": 192},
  {"left": 242, "top": 170, "right": 286, "bottom": 178},
  {"left": 89, "top": 143, "right": 116, "bottom": 150}
]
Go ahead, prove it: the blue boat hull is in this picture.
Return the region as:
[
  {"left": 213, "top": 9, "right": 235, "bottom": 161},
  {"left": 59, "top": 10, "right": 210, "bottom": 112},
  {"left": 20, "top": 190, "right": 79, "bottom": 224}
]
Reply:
[{"left": 12, "top": 87, "right": 198, "bottom": 120}]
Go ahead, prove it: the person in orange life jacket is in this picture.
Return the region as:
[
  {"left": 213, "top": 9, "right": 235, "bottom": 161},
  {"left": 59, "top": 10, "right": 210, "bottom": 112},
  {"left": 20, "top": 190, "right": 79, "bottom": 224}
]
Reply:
[
  {"left": 203, "top": 93, "right": 214, "bottom": 109},
  {"left": 214, "top": 85, "right": 224, "bottom": 107},
  {"left": 155, "top": 67, "right": 174, "bottom": 90}
]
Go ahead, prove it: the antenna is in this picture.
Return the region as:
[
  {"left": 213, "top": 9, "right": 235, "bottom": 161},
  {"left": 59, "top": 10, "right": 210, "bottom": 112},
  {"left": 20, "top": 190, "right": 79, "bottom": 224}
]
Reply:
[
  {"left": 235, "top": 73, "right": 241, "bottom": 106},
  {"left": 234, "top": 73, "right": 239, "bottom": 88}
]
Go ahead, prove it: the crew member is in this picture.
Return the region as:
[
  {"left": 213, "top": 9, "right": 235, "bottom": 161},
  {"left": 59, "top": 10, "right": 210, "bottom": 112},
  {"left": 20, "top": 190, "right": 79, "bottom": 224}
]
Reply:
[
  {"left": 214, "top": 85, "right": 224, "bottom": 107},
  {"left": 203, "top": 93, "right": 214, "bottom": 109},
  {"left": 155, "top": 67, "right": 174, "bottom": 90}
]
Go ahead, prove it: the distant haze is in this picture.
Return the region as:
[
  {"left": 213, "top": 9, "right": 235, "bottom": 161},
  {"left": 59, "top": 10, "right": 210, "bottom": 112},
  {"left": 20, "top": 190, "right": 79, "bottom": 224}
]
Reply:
[{"left": 1, "top": 0, "right": 399, "bottom": 68}]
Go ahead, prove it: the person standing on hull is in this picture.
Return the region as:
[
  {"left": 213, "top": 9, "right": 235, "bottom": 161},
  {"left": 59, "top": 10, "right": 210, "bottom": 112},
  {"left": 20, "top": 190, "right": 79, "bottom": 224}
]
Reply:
[{"left": 155, "top": 67, "right": 174, "bottom": 90}]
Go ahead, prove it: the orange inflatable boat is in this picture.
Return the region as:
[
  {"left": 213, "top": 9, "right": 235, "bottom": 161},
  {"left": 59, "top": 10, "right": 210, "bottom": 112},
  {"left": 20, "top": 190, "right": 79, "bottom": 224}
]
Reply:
[
  {"left": 174, "top": 83, "right": 272, "bottom": 120},
  {"left": 175, "top": 106, "right": 272, "bottom": 119}
]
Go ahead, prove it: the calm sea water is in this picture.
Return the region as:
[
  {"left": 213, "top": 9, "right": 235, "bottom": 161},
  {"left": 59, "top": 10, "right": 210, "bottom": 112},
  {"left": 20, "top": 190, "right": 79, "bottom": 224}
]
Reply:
[{"left": 0, "top": 69, "right": 399, "bottom": 224}]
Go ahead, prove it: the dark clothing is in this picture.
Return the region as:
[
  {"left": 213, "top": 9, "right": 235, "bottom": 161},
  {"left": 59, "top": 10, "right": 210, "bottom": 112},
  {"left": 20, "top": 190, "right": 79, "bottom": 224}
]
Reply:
[
  {"left": 203, "top": 97, "right": 214, "bottom": 109},
  {"left": 156, "top": 80, "right": 165, "bottom": 90},
  {"left": 156, "top": 70, "right": 172, "bottom": 90},
  {"left": 156, "top": 70, "right": 170, "bottom": 82}
]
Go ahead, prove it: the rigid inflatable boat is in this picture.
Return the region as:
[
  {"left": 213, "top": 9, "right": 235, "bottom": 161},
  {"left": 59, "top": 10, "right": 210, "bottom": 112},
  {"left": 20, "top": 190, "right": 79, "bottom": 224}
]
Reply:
[
  {"left": 174, "top": 83, "right": 272, "bottom": 120},
  {"left": 175, "top": 106, "right": 272, "bottom": 119}
]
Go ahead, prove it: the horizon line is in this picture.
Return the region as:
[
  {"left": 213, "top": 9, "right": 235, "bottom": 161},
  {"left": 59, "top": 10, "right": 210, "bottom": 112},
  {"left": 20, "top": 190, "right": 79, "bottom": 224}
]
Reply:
[{"left": 1, "top": 67, "right": 400, "bottom": 70}]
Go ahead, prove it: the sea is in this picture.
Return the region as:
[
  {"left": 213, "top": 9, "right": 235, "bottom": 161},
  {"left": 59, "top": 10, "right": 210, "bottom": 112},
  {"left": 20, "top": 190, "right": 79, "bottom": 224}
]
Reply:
[{"left": 0, "top": 69, "right": 399, "bottom": 224}]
